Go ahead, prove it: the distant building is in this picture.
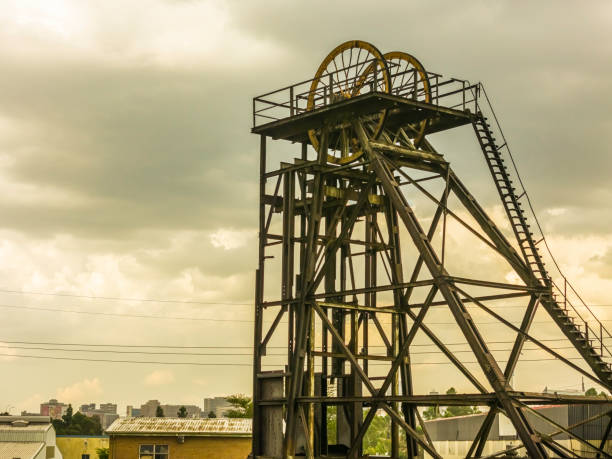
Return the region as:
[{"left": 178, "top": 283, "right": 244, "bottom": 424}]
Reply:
[
  {"left": 126, "top": 405, "right": 141, "bottom": 417},
  {"left": 80, "top": 403, "right": 96, "bottom": 413},
  {"left": 40, "top": 399, "right": 68, "bottom": 420},
  {"left": 542, "top": 386, "right": 584, "bottom": 396},
  {"left": 139, "top": 400, "right": 161, "bottom": 418},
  {"left": 139, "top": 400, "right": 202, "bottom": 418},
  {"left": 423, "top": 404, "right": 612, "bottom": 458},
  {"left": 203, "top": 397, "right": 232, "bottom": 418},
  {"left": 106, "top": 417, "right": 251, "bottom": 459},
  {"left": 79, "top": 403, "right": 119, "bottom": 429},
  {"left": 0, "top": 415, "right": 63, "bottom": 459},
  {"left": 99, "top": 403, "right": 117, "bottom": 414},
  {"left": 162, "top": 404, "right": 202, "bottom": 419},
  {"left": 56, "top": 435, "right": 108, "bottom": 459}
]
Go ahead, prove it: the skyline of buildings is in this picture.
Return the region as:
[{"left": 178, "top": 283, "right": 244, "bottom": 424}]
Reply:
[
  {"left": 29, "top": 396, "right": 233, "bottom": 421},
  {"left": 203, "top": 397, "right": 232, "bottom": 418},
  {"left": 80, "top": 402, "right": 119, "bottom": 429}
]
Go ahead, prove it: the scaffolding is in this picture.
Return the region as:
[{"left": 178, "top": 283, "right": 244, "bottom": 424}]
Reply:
[{"left": 250, "top": 40, "right": 612, "bottom": 458}]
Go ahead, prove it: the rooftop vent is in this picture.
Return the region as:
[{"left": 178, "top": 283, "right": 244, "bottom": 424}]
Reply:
[{"left": 11, "top": 420, "right": 29, "bottom": 427}]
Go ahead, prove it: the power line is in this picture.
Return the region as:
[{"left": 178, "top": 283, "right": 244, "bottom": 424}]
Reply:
[
  {"left": 0, "top": 303, "right": 253, "bottom": 322},
  {"left": 3, "top": 302, "right": 612, "bottom": 326},
  {"left": 0, "top": 351, "right": 601, "bottom": 367},
  {"left": 0, "top": 337, "right": 574, "bottom": 349},
  {"left": 2, "top": 285, "right": 612, "bottom": 310},
  {"left": 0, "top": 344, "right": 579, "bottom": 357},
  {"left": 0, "top": 353, "right": 253, "bottom": 366},
  {"left": 0, "top": 345, "right": 264, "bottom": 356},
  {"left": 0, "top": 287, "right": 252, "bottom": 306},
  {"left": 0, "top": 339, "right": 260, "bottom": 349}
]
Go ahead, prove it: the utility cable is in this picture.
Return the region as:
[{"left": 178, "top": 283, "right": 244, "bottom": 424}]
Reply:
[
  {"left": 0, "top": 344, "right": 580, "bottom": 357},
  {"left": 2, "top": 302, "right": 611, "bottom": 325},
  {"left": 0, "top": 337, "right": 579, "bottom": 349},
  {"left": 0, "top": 352, "right": 602, "bottom": 367},
  {"left": 0, "top": 303, "right": 252, "bottom": 322},
  {"left": 0, "top": 287, "right": 251, "bottom": 306}
]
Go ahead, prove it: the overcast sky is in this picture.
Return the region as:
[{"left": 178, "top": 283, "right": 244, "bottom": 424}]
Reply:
[{"left": 1, "top": 0, "right": 611, "bottom": 415}]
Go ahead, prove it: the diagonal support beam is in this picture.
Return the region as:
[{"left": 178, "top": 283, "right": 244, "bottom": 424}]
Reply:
[
  {"left": 516, "top": 400, "right": 612, "bottom": 458},
  {"left": 312, "top": 301, "right": 441, "bottom": 458},
  {"left": 469, "top": 294, "right": 541, "bottom": 457},
  {"left": 405, "top": 308, "right": 488, "bottom": 394},
  {"left": 347, "top": 286, "right": 439, "bottom": 458},
  {"left": 353, "top": 120, "right": 545, "bottom": 459},
  {"left": 599, "top": 414, "right": 612, "bottom": 459},
  {"left": 403, "top": 169, "right": 461, "bottom": 303},
  {"left": 457, "top": 285, "right": 608, "bottom": 388}
]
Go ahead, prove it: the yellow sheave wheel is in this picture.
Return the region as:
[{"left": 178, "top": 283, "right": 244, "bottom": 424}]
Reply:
[
  {"left": 384, "top": 51, "right": 431, "bottom": 147},
  {"left": 306, "top": 40, "right": 391, "bottom": 165}
]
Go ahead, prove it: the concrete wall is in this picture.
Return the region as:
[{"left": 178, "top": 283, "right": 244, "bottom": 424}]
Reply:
[
  {"left": 57, "top": 436, "right": 109, "bottom": 459},
  {"left": 424, "top": 406, "right": 570, "bottom": 442},
  {"left": 425, "top": 412, "right": 493, "bottom": 442},
  {"left": 34, "top": 446, "right": 47, "bottom": 459},
  {"left": 109, "top": 435, "right": 250, "bottom": 459}
]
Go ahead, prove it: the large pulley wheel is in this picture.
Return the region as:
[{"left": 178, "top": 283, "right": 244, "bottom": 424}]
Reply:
[
  {"left": 384, "top": 51, "right": 431, "bottom": 147},
  {"left": 306, "top": 40, "right": 391, "bottom": 165}
]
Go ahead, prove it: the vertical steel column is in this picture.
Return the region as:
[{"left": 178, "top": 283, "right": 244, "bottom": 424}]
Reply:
[
  {"left": 321, "top": 186, "right": 338, "bottom": 453},
  {"left": 346, "top": 209, "right": 362, "bottom": 446},
  {"left": 385, "top": 201, "right": 418, "bottom": 458},
  {"left": 284, "top": 131, "right": 328, "bottom": 457},
  {"left": 353, "top": 121, "right": 546, "bottom": 459},
  {"left": 282, "top": 166, "right": 295, "bottom": 372},
  {"left": 252, "top": 134, "right": 266, "bottom": 457}
]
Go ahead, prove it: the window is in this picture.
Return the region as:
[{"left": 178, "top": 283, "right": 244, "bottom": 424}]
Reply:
[
  {"left": 139, "top": 444, "right": 169, "bottom": 459},
  {"left": 82, "top": 455, "right": 90, "bottom": 459}
]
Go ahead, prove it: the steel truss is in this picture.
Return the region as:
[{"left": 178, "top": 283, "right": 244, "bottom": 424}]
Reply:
[{"left": 250, "top": 41, "right": 612, "bottom": 459}]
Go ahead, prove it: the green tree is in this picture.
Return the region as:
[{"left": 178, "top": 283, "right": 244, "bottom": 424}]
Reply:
[
  {"left": 442, "top": 387, "right": 480, "bottom": 418},
  {"left": 52, "top": 412, "right": 102, "bottom": 435},
  {"left": 207, "top": 411, "right": 216, "bottom": 418},
  {"left": 62, "top": 404, "right": 73, "bottom": 425},
  {"left": 327, "top": 406, "right": 337, "bottom": 444},
  {"left": 422, "top": 405, "right": 441, "bottom": 420},
  {"left": 177, "top": 406, "right": 187, "bottom": 418},
  {"left": 363, "top": 414, "right": 391, "bottom": 456},
  {"left": 585, "top": 387, "right": 598, "bottom": 396},
  {"left": 0, "top": 412, "right": 9, "bottom": 416},
  {"left": 156, "top": 406, "right": 164, "bottom": 417},
  {"left": 224, "top": 394, "right": 253, "bottom": 418},
  {"left": 96, "top": 447, "right": 109, "bottom": 459}
]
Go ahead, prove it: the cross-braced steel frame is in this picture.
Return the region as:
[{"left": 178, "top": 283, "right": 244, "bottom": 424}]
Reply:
[{"left": 250, "top": 41, "right": 612, "bottom": 459}]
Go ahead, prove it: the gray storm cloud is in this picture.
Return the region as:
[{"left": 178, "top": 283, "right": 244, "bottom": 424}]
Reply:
[{"left": 0, "top": 0, "right": 610, "bottom": 412}]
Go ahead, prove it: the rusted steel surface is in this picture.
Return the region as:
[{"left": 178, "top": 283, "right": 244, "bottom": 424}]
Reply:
[
  {"left": 106, "top": 417, "right": 252, "bottom": 436},
  {"left": 251, "top": 40, "right": 612, "bottom": 459}
]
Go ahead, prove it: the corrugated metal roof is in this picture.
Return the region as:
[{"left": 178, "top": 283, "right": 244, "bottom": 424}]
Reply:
[
  {"left": 0, "top": 422, "right": 51, "bottom": 444},
  {"left": 0, "top": 441, "right": 45, "bottom": 458},
  {"left": 0, "top": 427, "right": 50, "bottom": 444},
  {"left": 106, "top": 417, "right": 252, "bottom": 437},
  {"left": 0, "top": 424, "right": 51, "bottom": 432}
]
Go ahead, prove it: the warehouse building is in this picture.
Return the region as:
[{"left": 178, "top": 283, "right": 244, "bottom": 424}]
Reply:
[
  {"left": 0, "top": 415, "right": 63, "bottom": 459},
  {"left": 106, "top": 417, "right": 251, "bottom": 459},
  {"left": 424, "top": 404, "right": 612, "bottom": 458}
]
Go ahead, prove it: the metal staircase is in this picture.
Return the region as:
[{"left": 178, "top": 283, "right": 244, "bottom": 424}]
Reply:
[
  {"left": 472, "top": 95, "right": 612, "bottom": 388},
  {"left": 473, "top": 116, "right": 550, "bottom": 286}
]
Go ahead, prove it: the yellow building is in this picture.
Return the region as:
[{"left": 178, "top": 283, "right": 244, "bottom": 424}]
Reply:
[
  {"left": 106, "top": 417, "right": 251, "bottom": 459},
  {"left": 56, "top": 436, "right": 109, "bottom": 459}
]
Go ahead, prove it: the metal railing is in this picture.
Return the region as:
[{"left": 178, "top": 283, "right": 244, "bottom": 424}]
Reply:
[
  {"left": 478, "top": 83, "right": 612, "bottom": 363},
  {"left": 253, "top": 60, "right": 480, "bottom": 128}
]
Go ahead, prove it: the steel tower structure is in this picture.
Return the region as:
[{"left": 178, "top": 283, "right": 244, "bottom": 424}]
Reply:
[{"left": 250, "top": 40, "right": 612, "bottom": 458}]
